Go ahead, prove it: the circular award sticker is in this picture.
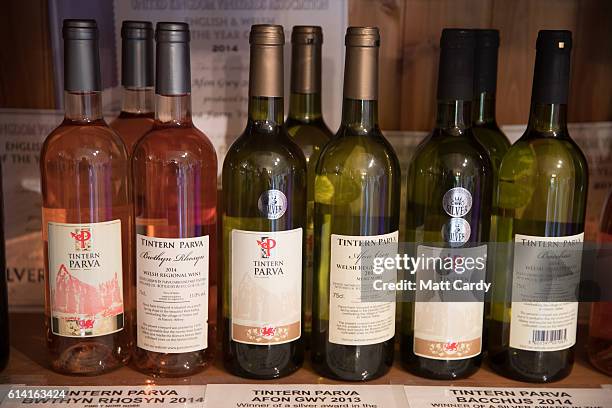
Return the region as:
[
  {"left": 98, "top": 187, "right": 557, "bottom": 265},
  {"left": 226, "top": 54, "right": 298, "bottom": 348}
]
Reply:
[
  {"left": 442, "top": 217, "right": 471, "bottom": 247},
  {"left": 442, "top": 187, "right": 473, "bottom": 218},
  {"left": 258, "top": 189, "right": 288, "bottom": 220}
]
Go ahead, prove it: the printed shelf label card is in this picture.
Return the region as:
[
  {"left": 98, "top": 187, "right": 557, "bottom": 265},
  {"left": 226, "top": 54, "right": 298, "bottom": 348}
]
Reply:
[
  {"left": 0, "top": 109, "right": 64, "bottom": 311},
  {"left": 136, "top": 234, "right": 209, "bottom": 354},
  {"left": 404, "top": 386, "right": 612, "bottom": 408},
  {"left": 0, "top": 386, "right": 206, "bottom": 407},
  {"left": 204, "top": 384, "right": 407, "bottom": 408},
  {"left": 47, "top": 220, "right": 124, "bottom": 338},
  {"left": 231, "top": 228, "right": 302, "bottom": 345}
]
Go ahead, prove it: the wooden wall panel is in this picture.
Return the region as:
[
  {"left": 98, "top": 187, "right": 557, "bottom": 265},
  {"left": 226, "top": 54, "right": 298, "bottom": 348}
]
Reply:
[
  {"left": 570, "top": 0, "right": 612, "bottom": 123},
  {"left": 0, "top": 0, "right": 56, "bottom": 109},
  {"left": 399, "top": 0, "right": 493, "bottom": 131},
  {"left": 0, "top": 0, "right": 609, "bottom": 126},
  {"left": 492, "top": 0, "right": 579, "bottom": 125},
  {"left": 349, "top": 0, "right": 406, "bottom": 130}
]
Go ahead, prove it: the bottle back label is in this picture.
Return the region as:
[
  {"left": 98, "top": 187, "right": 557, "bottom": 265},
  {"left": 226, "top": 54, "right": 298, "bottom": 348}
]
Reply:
[
  {"left": 329, "top": 231, "right": 398, "bottom": 346},
  {"left": 48, "top": 220, "right": 124, "bottom": 337},
  {"left": 231, "top": 228, "right": 302, "bottom": 345},
  {"left": 136, "top": 234, "right": 209, "bottom": 353},
  {"left": 509, "top": 233, "right": 583, "bottom": 352},
  {"left": 413, "top": 245, "right": 486, "bottom": 360}
]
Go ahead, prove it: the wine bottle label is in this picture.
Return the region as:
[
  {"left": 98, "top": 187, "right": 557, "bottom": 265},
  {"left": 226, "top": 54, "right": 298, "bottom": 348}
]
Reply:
[
  {"left": 136, "top": 234, "right": 209, "bottom": 353},
  {"left": 509, "top": 232, "right": 584, "bottom": 352},
  {"left": 413, "top": 244, "right": 486, "bottom": 360},
  {"left": 231, "top": 228, "right": 302, "bottom": 345},
  {"left": 328, "top": 231, "right": 398, "bottom": 346},
  {"left": 47, "top": 220, "right": 124, "bottom": 338}
]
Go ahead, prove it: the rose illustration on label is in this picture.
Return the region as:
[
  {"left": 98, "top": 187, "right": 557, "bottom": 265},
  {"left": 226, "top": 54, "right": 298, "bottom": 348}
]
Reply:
[
  {"left": 257, "top": 237, "right": 277, "bottom": 258},
  {"left": 257, "top": 189, "right": 288, "bottom": 220},
  {"left": 442, "top": 187, "right": 472, "bottom": 218},
  {"left": 442, "top": 217, "right": 471, "bottom": 247},
  {"left": 71, "top": 228, "right": 92, "bottom": 251}
]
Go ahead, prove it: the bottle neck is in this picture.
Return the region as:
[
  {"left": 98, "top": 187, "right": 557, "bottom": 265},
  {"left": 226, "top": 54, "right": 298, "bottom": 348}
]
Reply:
[
  {"left": 248, "top": 96, "right": 284, "bottom": 131},
  {"left": 121, "top": 87, "right": 154, "bottom": 114},
  {"left": 527, "top": 102, "right": 568, "bottom": 134},
  {"left": 473, "top": 91, "right": 496, "bottom": 125},
  {"left": 64, "top": 91, "right": 103, "bottom": 122},
  {"left": 155, "top": 94, "right": 192, "bottom": 126},
  {"left": 341, "top": 98, "right": 378, "bottom": 133},
  {"left": 436, "top": 100, "right": 473, "bottom": 134},
  {"left": 288, "top": 92, "right": 322, "bottom": 121}
]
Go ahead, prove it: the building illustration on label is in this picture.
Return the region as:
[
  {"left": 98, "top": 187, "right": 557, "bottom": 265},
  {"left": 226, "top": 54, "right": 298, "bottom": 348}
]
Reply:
[
  {"left": 48, "top": 220, "right": 124, "bottom": 338},
  {"left": 258, "top": 189, "right": 288, "bottom": 220},
  {"left": 231, "top": 228, "right": 302, "bottom": 345}
]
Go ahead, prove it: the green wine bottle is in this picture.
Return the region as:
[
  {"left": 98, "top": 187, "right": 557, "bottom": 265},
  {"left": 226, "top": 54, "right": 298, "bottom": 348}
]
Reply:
[
  {"left": 312, "top": 27, "right": 401, "bottom": 381},
  {"left": 400, "top": 29, "right": 493, "bottom": 380},
  {"left": 222, "top": 25, "right": 307, "bottom": 379},
  {"left": 285, "top": 26, "right": 333, "bottom": 346},
  {"left": 472, "top": 29, "right": 510, "bottom": 172},
  {"left": 488, "top": 30, "right": 588, "bottom": 383},
  {"left": 472, "top": 29, "right": 510, "bottom": 350}
]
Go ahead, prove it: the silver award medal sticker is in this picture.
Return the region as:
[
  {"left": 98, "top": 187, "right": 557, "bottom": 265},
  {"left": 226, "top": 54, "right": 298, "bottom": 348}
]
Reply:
[
  {"left": 442, "top": 187, "right": 473, "bottom": 218},
  {"left": 442, "top": 217, "right": 471, "bottom": 247},
  {"left": 258, "top": 189, "right": 288, "bottom": 220}
]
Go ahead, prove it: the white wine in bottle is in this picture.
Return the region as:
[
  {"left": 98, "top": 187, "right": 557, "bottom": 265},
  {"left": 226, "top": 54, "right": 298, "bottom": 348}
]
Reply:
[{"left": 488, "top": 30, "right": 588, "bottom": 383}]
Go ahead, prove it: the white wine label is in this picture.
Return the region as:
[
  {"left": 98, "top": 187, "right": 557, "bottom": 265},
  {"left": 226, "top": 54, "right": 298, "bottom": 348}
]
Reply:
[
  {"left": 231, "top": 228, "right": 302, "bottom": 345},
  {"left": 509, "top": 232, "right": 584, "bottom": 352},
  {"left": 258, "top": 189, "right": 288, "bottom": 220},
  {"left": 329, "top": 231, "right": 398, "bottom": 346},
  {"left": 136, "top": 234, "right": 209, "bottom": 353},
  {"left": 442, "top": 187, "right": 472, "bottom": 217},
  {"left": 413, "top": 245, "right": 486, "bottom": 360},
  {"left": 47, "top": 220, "right": 124, "bottom": 337},
  {"left": 403, "top": 386, "right": 612, "bottom": 408},
  {"left": 204, "top": 384, "right": 404, "bottom": 408}
]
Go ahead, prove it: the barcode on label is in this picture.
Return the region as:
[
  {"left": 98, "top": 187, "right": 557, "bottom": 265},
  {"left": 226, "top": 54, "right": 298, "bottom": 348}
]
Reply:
[{"left": 532, "top": 329, "right": 567, "bottom": 343}]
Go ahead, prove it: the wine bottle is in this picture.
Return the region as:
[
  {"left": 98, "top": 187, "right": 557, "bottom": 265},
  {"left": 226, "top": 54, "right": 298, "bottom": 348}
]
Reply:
[
  {"left": 312, "top": 27, "right": 400, "bottom": 381},
  {"left": 588, "top": 190, "right": 612, "bottom": 376},
  {"left": 222, "top": 24, "right": 306, "bottom": 379},
  {"left": 472, "top": 29, "right": 510, "bottom": 172},
  {"left": 110, "top": 21, "right": 155, "bottom": 155},
  {"left": 472, "top": 29, "right": 510, "bottom": 351},
  {"left": 285, "top": 26, "right": 333, "bottom": 347},
  {"left": 400, "top": 29, "right": 492, "bottom": 380},
  {"left": 488, "top": 30, "right": 588, "bottom": 383},
  {"left": 0, "top": 164, "right": 8, "bottom": 371},
  {"left": 40, "top": 19, "right": 132, "bottom": 375},
  {"left": 132, "top": 22, "right": 217, "bottom": 377}
]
